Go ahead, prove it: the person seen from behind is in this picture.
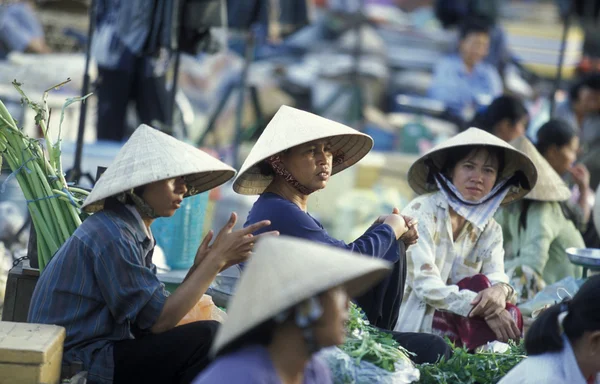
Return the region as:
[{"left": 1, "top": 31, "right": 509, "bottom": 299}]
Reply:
[
  {"left": 499, "top": 275, "right": 600, "bottom": 384},
  {"left": 193, "top": 235, "right": 392, "bottom": 383}
]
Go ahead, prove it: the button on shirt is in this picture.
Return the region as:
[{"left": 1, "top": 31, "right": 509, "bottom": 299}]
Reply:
[
  {"left": 428, "top": 54, "right": 503, "bottom": 119},
  {"left": 28, "top": 203, "right": 169, "bottom": 384}
]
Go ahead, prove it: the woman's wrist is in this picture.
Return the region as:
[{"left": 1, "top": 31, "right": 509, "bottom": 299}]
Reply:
[{"left": 495, "top": 282, "right": 514, "bottom": 301}]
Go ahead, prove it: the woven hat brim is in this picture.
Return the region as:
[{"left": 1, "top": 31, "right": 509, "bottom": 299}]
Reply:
[
  {"left": 210, "top": 236, "right": 391, "bottom": 356},
  {"left": 82, "top": 169, "right": 236, "bottom": 213},
  {"left": 81, "top": 125, "right": 236, "bottom": 212},
  {"left": 407, "top": 128, "right": 538, "bottom": 206},
  {"left": 233, "top": 134, "right": 373, "bottom": 195},
  {"left": 509, "top": 137, "right": 571, "bottom": 202},
  {"left": 82, "top": 169, "right": 235, "bottom": 213},
  {"left": 232, "top": 105, "right": 374, "bottom": 195}
]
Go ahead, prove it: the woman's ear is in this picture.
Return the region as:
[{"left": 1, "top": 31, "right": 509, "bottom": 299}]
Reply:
[
  {"left": 589, "top": 330, "right": 600, "bottom": 357},
  {"left": 495, "top": 118, "right": 511, "bottom": 137},
  {"left": 545, "top": 144, "right": 560, "bottom": 159}
]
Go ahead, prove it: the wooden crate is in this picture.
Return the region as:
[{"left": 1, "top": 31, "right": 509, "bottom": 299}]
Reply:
[{"left": 0, "top": 322, "right": 66, "bottom": 384}]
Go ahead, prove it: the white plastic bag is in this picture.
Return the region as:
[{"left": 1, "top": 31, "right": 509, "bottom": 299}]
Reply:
[
  {"left": 320, "top": 347, "right": 420, "bottom": 384},
  {"left": 518, "top": 276, "right": 584, "bottom": 317}
]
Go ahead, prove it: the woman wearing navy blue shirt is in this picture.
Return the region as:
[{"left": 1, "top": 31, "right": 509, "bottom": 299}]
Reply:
[{"left": 233, "top": 105, "right": 451, "bottom": 364}]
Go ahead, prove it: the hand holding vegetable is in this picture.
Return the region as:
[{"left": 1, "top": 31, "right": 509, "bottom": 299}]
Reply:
[
  {"left": 469, "top": 285, "right": 507, "bottom": 318},
  {"left": 484, "top": 309, "right": 521, "bottom": 343},
  {"left": 207, "top": 212, "right": 278, "bottom": 270}
]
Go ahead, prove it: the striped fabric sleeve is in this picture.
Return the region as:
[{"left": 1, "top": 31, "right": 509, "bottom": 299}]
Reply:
[{"left": 93, "top": 238, "right": 167, "bottom": 330}]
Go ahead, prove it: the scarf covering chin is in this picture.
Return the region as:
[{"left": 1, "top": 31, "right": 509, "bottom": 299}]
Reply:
[{"left": 434, "top": 173, "right": 510, "bottom": 231}]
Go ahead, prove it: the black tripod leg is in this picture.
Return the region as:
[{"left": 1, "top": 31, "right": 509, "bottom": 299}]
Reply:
[{"left": 197, "top": 81, "right": 235, "bottom": 146}]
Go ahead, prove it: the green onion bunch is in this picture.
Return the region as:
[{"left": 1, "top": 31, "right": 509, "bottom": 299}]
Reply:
[{"left": 0, "top": 79, "right": 91, "bottom": 271}]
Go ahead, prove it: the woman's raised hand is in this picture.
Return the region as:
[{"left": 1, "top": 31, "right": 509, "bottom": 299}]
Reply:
[
  {"left": 569, "top": 163, "right": 590, "bottom": 191},
  {"left": 205, "top": 213, "right": 279, "bottom": 270}
]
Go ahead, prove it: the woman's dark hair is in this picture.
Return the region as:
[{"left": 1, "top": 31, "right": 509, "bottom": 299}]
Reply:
[
  {"left": 470, "top": 95, "right": 528, "bottom": 134},
  {"left": 441, "top": 146, "right": 506, "bottom": 181},
  {"left": 257, "top": 160, "right": 275, "bottom": 177},
  {"left": 569, "top": 73, "right": 600, "bottom": 102},
  {"left": 216, "top": 318, "right": 277, "bottom": 357},
  {"left": 217, "top": 292, "right": 329, "bottom": 356},
  {"left": 103, "top": 185, "right": 146, "bottom": 209},
  {"left": 257, "top": 149, "right": 291, "bottom": 177},
  {"left": 459, "top": 17, "right": 492, "bottom": 40},
  {"left": 535, "top": 119, "right": 577, "bottom": 155},
  {"left": 434, "top": 0, "right": 498, "bottom": 29},
  {"left": 525, "top": 275, "right": 600, "bottom": 355}
]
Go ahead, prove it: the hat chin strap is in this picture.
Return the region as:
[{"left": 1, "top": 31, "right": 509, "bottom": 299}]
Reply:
[
  {"left": 275, "top": 296, "right": 324, "bottom": 354},
  {"left": 267, "top": 155, "right": 316, "bottom": 195},
  {"left": 127, "top": 190, "right": 161, "bottom": 219},
  {"left": 266, "top": 151, "right": 347, "bottom": 196}
]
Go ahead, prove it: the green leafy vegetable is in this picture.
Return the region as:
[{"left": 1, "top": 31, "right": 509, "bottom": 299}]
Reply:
[
  {"left": 416, "top": 340, "right": 527, "bottom": 384},
  {"left": 341, "top": 303, "right": 413, "bottom": 372}
]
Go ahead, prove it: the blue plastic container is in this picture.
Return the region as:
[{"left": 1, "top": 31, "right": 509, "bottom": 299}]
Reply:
[
  {"left": 151, "top": 192, "right": 209, "bottom": 270},
  {"left": 363, "top": 124, "right": 396, "bottom": 152}
]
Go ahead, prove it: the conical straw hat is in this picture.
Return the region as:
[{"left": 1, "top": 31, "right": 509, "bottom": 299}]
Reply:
[
  {"left": 233, "top": 105, "right": 373, "bottom": 195},
  {"left": 509, "top": 136, "right": 571, "bottom": 202},
  {"left": 407, "top": 127, "right": 538, "bottom": 205},
  {"left": 81, "top": 125, "right": 236, "bottom": 212},
  {"left": 211, "top": 235, "right": 391, "bottom": 356}
]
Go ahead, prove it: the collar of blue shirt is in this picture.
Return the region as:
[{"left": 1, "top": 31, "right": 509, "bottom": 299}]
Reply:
[{"left": 106, "top": 202, "right": 153, "bottom": 247}]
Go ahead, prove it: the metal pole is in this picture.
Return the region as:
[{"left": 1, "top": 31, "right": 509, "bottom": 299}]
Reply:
[
  {"left": 168, "top": 51, "right": 182, "bottom": 134},
  {"left": 233, "top": 31, "right": 255, "bottom": 169},
  {"left": 167, "top": 0, "right": 182, "bottom": 135},
  {"left": 550, "top": 5, "right": 572, "bottom": 116},
  {"left": 67, "top": 0, "right": 96, "bottom": 184},
  {"left": 350, "top": 0, "right": 364, "bottom": 125}
]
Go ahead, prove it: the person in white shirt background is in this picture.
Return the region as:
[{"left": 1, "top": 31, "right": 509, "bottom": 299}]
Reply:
[{"left": 499, "top": 275, "right": 600, "bottom": 384}]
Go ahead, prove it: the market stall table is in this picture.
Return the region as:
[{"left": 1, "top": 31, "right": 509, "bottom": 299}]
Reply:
[
  {"left": 157, "top": 269, "right": 231, "bottom": 308},
  {"left": 567, "top": 247, "right": 600, "bottom": 278}
]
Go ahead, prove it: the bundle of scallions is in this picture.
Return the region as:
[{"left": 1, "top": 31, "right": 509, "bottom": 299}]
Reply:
[{"left": 0, "top": 79, "right": 91, "bottom": 271}]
